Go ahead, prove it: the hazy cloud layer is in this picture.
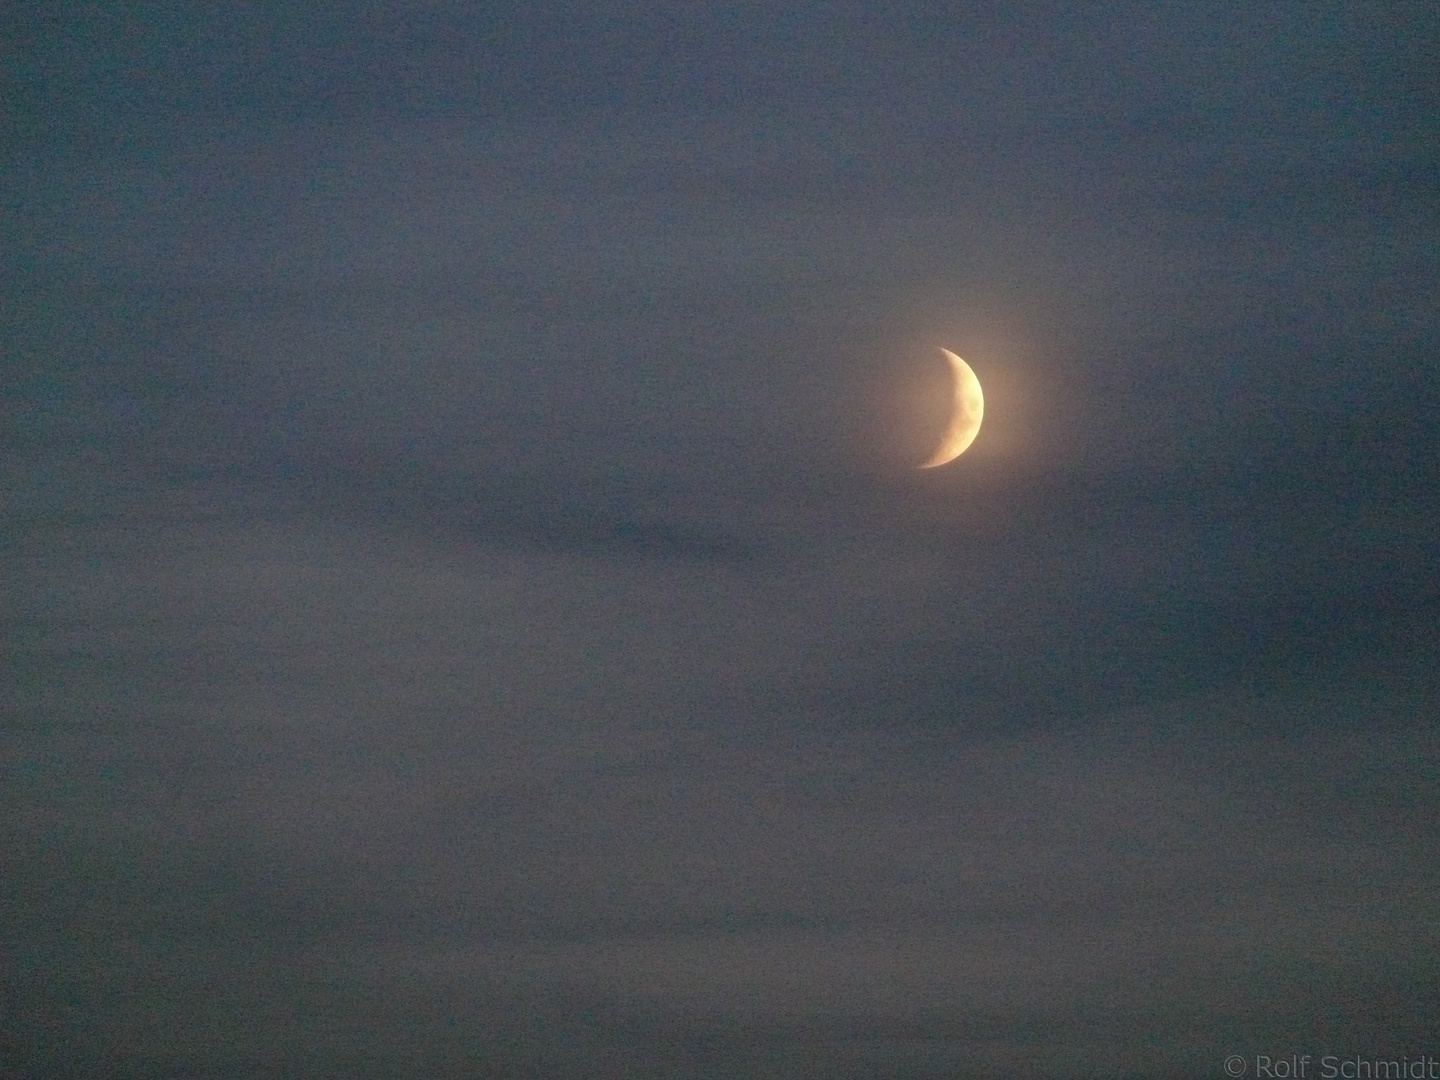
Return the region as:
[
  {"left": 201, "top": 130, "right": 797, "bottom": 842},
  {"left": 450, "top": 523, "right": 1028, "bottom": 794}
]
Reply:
[{"left": 4, "top": 4, "right": 1438, "bottom": 1077}]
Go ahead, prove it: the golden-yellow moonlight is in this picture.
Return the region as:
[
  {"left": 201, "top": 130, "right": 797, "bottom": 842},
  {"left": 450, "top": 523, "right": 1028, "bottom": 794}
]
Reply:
[{"left": 918, "top": 349, "right": 984, "bottom": 468}]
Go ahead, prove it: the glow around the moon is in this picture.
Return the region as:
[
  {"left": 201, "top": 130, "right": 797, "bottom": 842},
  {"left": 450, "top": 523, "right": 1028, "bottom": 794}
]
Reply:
[{"left": 918, "top": 349, "right": 984, "bottom": 468}]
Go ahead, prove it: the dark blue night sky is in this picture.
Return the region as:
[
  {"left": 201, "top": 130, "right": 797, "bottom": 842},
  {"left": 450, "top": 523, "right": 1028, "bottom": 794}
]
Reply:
[{"left": 4, "top": 5, "right": 1438, "bottom": 1077}]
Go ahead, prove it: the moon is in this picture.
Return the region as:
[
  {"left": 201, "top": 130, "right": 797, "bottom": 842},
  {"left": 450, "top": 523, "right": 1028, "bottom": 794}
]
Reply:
[{"left": 918, "top": 349, "right": 984, "bottom": 468}]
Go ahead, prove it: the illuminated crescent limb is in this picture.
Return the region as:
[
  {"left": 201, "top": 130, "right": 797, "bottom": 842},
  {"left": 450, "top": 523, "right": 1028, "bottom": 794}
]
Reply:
[{"left": 918, "top": 349, "right": 984, "bottom": 468}]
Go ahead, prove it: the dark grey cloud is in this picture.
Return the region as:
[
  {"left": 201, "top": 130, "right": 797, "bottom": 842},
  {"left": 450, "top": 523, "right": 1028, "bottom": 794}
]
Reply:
[{"left": 6, "top": 529, "right": 1438, "bottom": 1076}]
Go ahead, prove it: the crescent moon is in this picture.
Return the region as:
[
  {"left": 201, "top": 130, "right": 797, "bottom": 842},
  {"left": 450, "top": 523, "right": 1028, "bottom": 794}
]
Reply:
[{"left": 918, "top": 349, "right": 984, "bottom": 468}]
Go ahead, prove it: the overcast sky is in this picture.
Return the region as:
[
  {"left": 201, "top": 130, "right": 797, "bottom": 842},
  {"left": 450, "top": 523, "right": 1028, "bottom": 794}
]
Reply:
[{"left": 4, "top": 4, "right": 1439, "bottom": 1078}]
